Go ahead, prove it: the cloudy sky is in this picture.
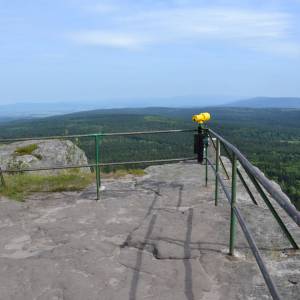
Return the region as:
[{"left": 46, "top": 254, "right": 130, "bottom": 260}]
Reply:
[{"left": 1, "top": 0, "right": 300, "bottom": 104}]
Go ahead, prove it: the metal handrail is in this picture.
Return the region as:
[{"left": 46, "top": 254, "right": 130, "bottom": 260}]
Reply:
[
  {"left": 3, "top": 157, "right": 196, "bottom": 173},
  {"left": 1, "top": 125, "right": 299, "bottom": 299},
  {"left": 207, "top": 158, "right": 282, "bottom": 300},
  {"left": 209, "top": 129, "right": 300, "bottom": 227},
  {"left": 206, "top": 129, "right": 300, "bottom": 300},
  {"left": 0, "top": 129, "right": 196, "bottom": 143},
  {"left": 0, "top": 129, "right": 196, "bottom": 199}
]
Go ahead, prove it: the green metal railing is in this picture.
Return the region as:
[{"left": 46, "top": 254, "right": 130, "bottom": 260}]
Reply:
[
  {"left": 1, "top": 127, "right": 299, "bottom": 300},
  {"left": 0, "top": 167, "right": 5, "bottom": 187},
  {"left": 0, "top": 129, "right": 196, "bottom": 199},
  {"left": 206, "top": 128, "right": 300, "bottom": 300}
]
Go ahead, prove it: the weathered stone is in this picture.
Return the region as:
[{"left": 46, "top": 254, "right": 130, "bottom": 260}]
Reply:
[
  {"left": 0, "top": 139, "right": 90, "bottom": 174},
  {"left": 0, "top": 161, "right": 299, "bottom": 300}
]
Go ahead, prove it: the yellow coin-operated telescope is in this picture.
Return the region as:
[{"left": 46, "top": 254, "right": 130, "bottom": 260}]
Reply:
[
  {"left": 192, "top": 112, "right": 211, "bottom": 165},
  {"left": 192, "top": 112, "right": 211, "bottom": 124}
]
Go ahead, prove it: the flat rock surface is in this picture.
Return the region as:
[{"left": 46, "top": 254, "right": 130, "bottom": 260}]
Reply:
[{"left": 0, "top": 161, "right": 299, "bottom": 300}]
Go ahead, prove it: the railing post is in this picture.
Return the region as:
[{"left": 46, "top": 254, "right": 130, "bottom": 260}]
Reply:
[
  {"left": 94, "top": 135, "right": 101, "bottom": 200},
  {"left": 204, "top": 128, "right": 209, "bottom": 187},
  {"left": 205, "top": 145, "right": 208, "bottom": 186},
  {"left": 221, "top": 142, "right": 258, "bottom": 206},
  {"left": 215, "top": 139, "right": 220, "bottom": 206},
  {"left": 0, "top": 167, "right": 5, "bottom": 188},
  {"left": 229, "top": 152, "right": 237, "bottom": 256},
  {"left": 208, "top": 132, "right": 230, "bottom": 180}
]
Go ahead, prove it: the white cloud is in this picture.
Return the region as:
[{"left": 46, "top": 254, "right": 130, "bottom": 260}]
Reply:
[
  {"left": 121, "top": 8, "right": 290, "bottom": 40},
  {"left": 70, "top": 30, "right": 146, "bottom": 49},
  {"left": 70, "top": 6, "right": 299, "bottom": 55},
  {"left": 90, "top": 3, "right": 119, "bottom": 14},
  {"left": 252, "top": 40, "right": 300, "bottom": 56}
]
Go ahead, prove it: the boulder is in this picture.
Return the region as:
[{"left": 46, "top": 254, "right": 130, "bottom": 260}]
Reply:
[{"left": 0, "top": 139, "right": 90, "bottom": 174}]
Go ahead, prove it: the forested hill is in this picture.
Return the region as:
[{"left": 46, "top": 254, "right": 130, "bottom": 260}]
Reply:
[
  {"left": 0, "top": 107, "right": 300, "bottom": 209},
  {"left": 226, "top": 97, "right": 300, "bottom": 108},
  {"left": 1, "top": 106, "right": 299, "bottom": 136}
]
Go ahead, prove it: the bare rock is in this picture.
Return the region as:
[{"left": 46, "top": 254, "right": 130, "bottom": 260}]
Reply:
[
  {"left": 0, "top": 161, "right": 299, "bottom": 300},
  {"left": 0, "top": 139, "right": 90, "bottom": 174}
]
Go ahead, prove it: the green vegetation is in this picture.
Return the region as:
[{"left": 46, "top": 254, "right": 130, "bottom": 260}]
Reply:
[
  {"left": 0, "top": 171, "right": 95, "bottom": 201},
  {"left": 0, "top": 107, "right": 299, "bottom": 210},
  {"left": 14, "top": 143, "right": 42, "bottom": 160},
  {"left": 0, "top": 168, "right": 145, "bottom": 201},
  {"left": 127, "top": 169, "right": 146, "bottom": 176},
  {"left": 15, "top": 143, "right": 38, "bottom": 155},
  {"left": 144, "top": 115, "right": 177, "bottom": 124}
]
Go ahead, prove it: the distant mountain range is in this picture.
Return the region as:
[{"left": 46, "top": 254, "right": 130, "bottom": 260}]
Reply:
[
  {"left": 0, "top": 96, "right": 299, "bottom": 121},
  {"left": 0, "top": 95, "right": 232, "bottom": 119},
  {"left": 226, "top": 97, "right": 300, "bottom": 108}
]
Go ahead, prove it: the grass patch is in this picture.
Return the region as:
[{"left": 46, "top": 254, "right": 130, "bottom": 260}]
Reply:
[
  {"left": 0, "top": 168, "right": 145, "bottom": 201},
  {"left": 128, "top": 169, "right": 145, "bottom": 176},
  {"left": 0, "top": 171, "right": 95, "bottom": 201},
  {"left": 14, "top": 144, "right": 43, "bottom": 160},
  {"left": 15, "top": 144, "right": 38, "bottom": 156}
]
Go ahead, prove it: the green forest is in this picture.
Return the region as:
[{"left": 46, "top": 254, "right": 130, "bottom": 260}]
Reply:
[{"left": 0, "top": 107, "right": 299, "bottom": 210}]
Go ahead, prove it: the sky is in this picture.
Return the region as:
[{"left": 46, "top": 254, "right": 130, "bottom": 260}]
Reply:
[{"left": 0, "top": 0, "right": 300, "bottom": 105}]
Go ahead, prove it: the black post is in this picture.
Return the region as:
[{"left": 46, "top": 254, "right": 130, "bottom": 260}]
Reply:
[{"left": 0, "top": 167, "right": 5, "bottom": 188}]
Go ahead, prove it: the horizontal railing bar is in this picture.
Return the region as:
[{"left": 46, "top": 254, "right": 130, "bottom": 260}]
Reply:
[
  {"left": 209, "top": 129, "right": 300, "bottom": 227},
  {"left": 234, "top": 206, "right": 281, "bottom": 300},
  {"left": 0, "top": 129, "right": 196, "bottom": 143},
  {"left": 209, "top": 132, "right": 258, "bottom": 206},
  {"left": 99, "top": 157, "right": 196, "bottom": 166},
  {"left": 207, "top": 158, "right": 231, "bottom": 200},
  {"left": 244, "top": 167, "right": 299, "bottom": 249},
  {"left": 220, "top": 141, "right": 258, "bottom": 206},
  {"left": 207, "top": 158, "right": 282, "bottom": 300},
  {"left": 2, "top": 157, "right": 197, "bottom": 173},
  {"left": 101, "top": 129, "right": 196, "bottom": 137},
  {"left": 207, "top": 132, "right": 230, "bottom": 179},
  {"left": 237, "top": 168, "right": 259, "bottom": 206}
]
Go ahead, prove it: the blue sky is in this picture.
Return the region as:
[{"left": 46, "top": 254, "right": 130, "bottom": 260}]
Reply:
[{"left": 1, "top": 0, "right": 300, "bottom": 105}]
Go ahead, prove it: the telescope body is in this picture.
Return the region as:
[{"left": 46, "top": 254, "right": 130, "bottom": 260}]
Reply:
[
  {"left": 192, "top": 112, "right": 211, "bottom": 124},
  {"left": 193, "top": 112, "right": 210, "bottom": 163}
]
